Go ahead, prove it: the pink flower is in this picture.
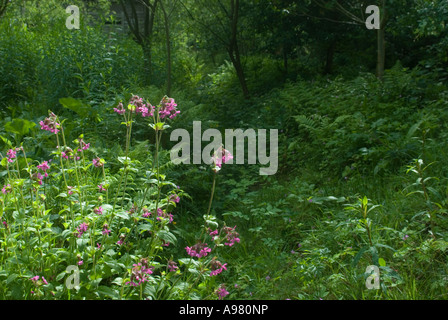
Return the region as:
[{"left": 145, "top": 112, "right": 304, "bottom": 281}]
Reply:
[
  {"left": 75, "top": 222, "right": 89, "bottom": 238},
  {"left": 78, "top": 260, "right": 83, "bottom": 266},
  {"left": 113, "top": 102, "right": 126, "bottom": 115},
  {"left": 209, "top": 229, "right": 219, "bottom": 240},
  {"left": 222, "top": 226, "right": 240, "bottom": 247},
  {"left": 1, "top": 184, "right": 11, "bottom": 195},
  {"left": 185, "top": 242, "right": 212, "bottom": 258},
  {"left": 156, "top": 208, "right": 174, "bottom": 223},
  {"left": 37, "top": 161, "right": 50, "bottom": 172},
  {"left": 211, "top": 147, "right": 233, "bottom": 169},
  {"left": 125, "top": 261, "right": 154, "bottom": 286},
  {"left": 92, "top": 157, "right": 104, "bottom": 168},
  {"left": 210, "top": 259, "right": 227, "bottom": 276},
  {"left": 117, "top": 234, "right": 126, "bottom": 246},
  {"left": 162, "top": 241, "right": 170, "bottom": 247},
  {"left": 94, "top": 206, "right": 103, "bottom": 215},
  {"left": 102, "top": 224, "right": 111, "bottom": 236},
  {"left": 39, "top": 112, "right": 60, "bottom": 134},
  {"left": 215, "top": 285, "right": 229, "bottom": 300},
  {"left": 78, "top": 139, "right": 90, "bottom": 151},
  {"left": 159, "top": 96, "right": 180, "bottom": 119},
  {"left": 98, "top": 184, "right": 106, "bottom": 192},
  {"left": 67, "top": 186, "right": 74, "bottom": 195},
  {"left": 168, "top": 260, "right": 178, "bottom": 272},
  {"left": 142, "top": 207, "right": 151, "bottom": 218},
  {"left": 169, "top": 194, "right": 180, "bottom": 203},
  {"left": 42, "top": 277, "right": 48, "bottom": 285},
  {"left": 6, "top": 149, "right": 17, "bottom": 163}
]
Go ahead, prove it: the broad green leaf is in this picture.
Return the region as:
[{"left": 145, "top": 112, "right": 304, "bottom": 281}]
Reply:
[
  {"left": 59, "top": 97, "right": 90, "bottom": 117},
  {"left": 4, "top": 118, "right": 36, "bottom": 136}
]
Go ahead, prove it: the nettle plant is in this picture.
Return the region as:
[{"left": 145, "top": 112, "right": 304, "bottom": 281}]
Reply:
[{"left": 0, "top": 95, "right": 239, "bottom": 300}]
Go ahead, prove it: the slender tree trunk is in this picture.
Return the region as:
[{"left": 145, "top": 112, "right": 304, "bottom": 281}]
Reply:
[
  {"left": 121, "top": 0, "right": 158, "bottom": 86},
  {"left": 229, "top": 0, "right": 249, "bottom": 99},
  {"left": 160, "top": 0, "right": 172, "bottom": 96},
  {"left": 283, "top": 46, "right": 288, "bottom": 76},
  {"left": 142, "top": 40, "right": 153, "bottom": 85},
  {"left": 376, "top": 27, "right": 385, "bottom": 80},
  {"left": 376, "top": 0, "right": 386, "bottom": 80},
  {"left": 228, "top": 47, "right": 249, "bottom": 99},
  {"left": 324, "top": 41, "right": 335, "bottom": 75}
]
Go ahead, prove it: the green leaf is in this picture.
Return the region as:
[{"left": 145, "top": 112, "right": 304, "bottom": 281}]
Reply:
[
  {"left": 59, "top": 97, "right": 90, "bottom": 117},
  {"left": 379, "top": 258, "right": 386, "bottom": 267},
  {"left": 352, "top": 246, "right": 369, "bottom": 267},
  {"left": 4, "top": 118, "right": 36, "bottom": 136},
  {"left": 97, "top": 286, "right": 119, "bottom": 299},
  {"left": 0, "top": 135, "right": 13, "bottom": 147},
  {"left": 115, "top": 210, "right": 129, "bottom": 220},
  {"left": 157, "top": 230, "right": 177, "bottom": 244},
  {"left": 6, "top": 274, "right": 18, "bottom": 285}
]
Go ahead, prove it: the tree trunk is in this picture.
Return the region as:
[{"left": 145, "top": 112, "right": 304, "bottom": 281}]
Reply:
[
  {"left": 376, "top": 22, "right": 385, "bottom": 80},
  {"left": 142, "top": 41, "right": 153, "bottom": 85},
  {"left": 160, "top": 1, "right": 172, "bottom": 96},
  {"left": 228, "top": 47, "right": 249, "bottom": 99},
  {"left": 283, "top": 47, "right": 288, "bottom": 76},
  {"left": 376, "top": 0, "right": 386, "bottom": 80},
  {"left": 120, "top": 0, "right": 158, "bottom": 86},
  {"left": 324, "top": 41, "right": 335, "bottom": 75},
  {"left": 229, "top": 0, "right": 249, "bottom": 99}
]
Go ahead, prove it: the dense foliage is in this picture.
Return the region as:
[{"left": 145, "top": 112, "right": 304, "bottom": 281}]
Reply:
[{"left": 1, "top": 0, "right": 448, "bottom": 300}]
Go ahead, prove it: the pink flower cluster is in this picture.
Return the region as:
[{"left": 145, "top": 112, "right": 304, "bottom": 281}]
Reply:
[
  {"left": 6, "top": 148, "right": 17, "bottom": 163},
  {"left": 39, "top": 112, "right": 60, "bottom": 134},
  {"left": 78, "top": 138, "right": 90, "bottom": 151},
  {"left": 169, "top": 194, "right": 180, "bottom": 203},
  {"left": 32, "top": 172, "right": 44, "bottom": 185},
  {"left": 102, "top": 224, "right": 111, "bottom": 236},
  {"left": 215, "top": 285, "right": 229, "bottom": 300},
  {"left": 113, "top": 95, "right": 180, "bottom": 120},
  {"left": 209, "top": 229, "right": 219, "bottom": 241},
  {"left": 117, "top": 234, "right": 126, "bottom": 245},
  {"left": 211, "top": 147, "right": 233, "bottom": 172},
  {"left": 1, "top": 184, "right": 11, "bottom": 195},
  {"left": 142, "top": 207, "right": 151, "bottom": 218},
  {"left": 61, "top": 147, "right": 80, "bottom": 161},
  {"left": 223, "top": 226, "right": 240, "bottom": 247},
  {"left": 37, "top": 161, "right": 50, "bottom": 174},
  {"left": 185, "top": 242, "right": 212, "bottom": 258},
  {"left": 75, "top": 222, "right": 89, "bottom": 238},
  {"left": 159, "top": 96, "right": 180, "bottom": 119},
  {"left": 30, "top": 275, "right": 48, "bottom": 286},
  {"left": 156, "top": 208, "right": 174, "bottom": 223},
  {"left": 126, "top": 259, "right": 154, "bottom": 286},
  {"left": 167, "top": 260, "right": 178, "bottom": 272},
  {"left": 113, "top": 102, "right": 126, "bottom": 115},
  {"left": 94, "top": 206, "right": 103, "bottom": 215},
  {"left": 130, "top": 95, "right": 154, "bottom": 118},
  {"left": 210, "top": 259, "right": 227, "bottom": 276},
  {"left": 92, "top": 157, "right": 104, "bottom": 168}
]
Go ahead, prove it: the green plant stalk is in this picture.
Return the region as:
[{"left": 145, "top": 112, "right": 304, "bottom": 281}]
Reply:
[
  {"left": 55, "top": 132, "right": 69, "bottom": 191},
  {"left": 102, "top": 165, "right": 108, "bottom": 203},
  {"left": 206, "top": 173, "right": 217, "bottom": 217},
  {"left": 415, "top": 160, "right": 436, "bottom": 238},
  {"left": 73, "top": 156, "right": 84, "bottom": 216},
  {"left": 121, "top": 109, "right": 134, "bottom": 208}
]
